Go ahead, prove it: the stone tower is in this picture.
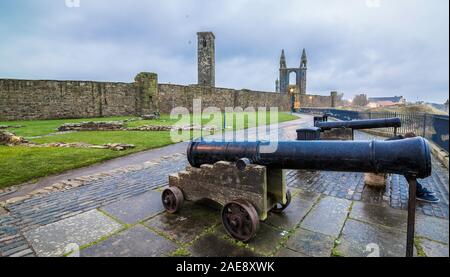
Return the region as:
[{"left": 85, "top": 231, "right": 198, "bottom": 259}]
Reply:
[
  {"left": 197, "top": 32, "right": 215, "bottom": 87},
  {"left": 299, "top": 48, "right": 307, "bottom": 95},
  {"left": 279, "top": 48, "right": 307, "bottom": 94}
]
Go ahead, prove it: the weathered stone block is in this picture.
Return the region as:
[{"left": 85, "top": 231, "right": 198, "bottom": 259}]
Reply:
[
  {"left": 320, "top": 128, "right": 353, "bottom": 140},
  {"left": 364, "top": 173, "right": 387, "bottom": 188}
]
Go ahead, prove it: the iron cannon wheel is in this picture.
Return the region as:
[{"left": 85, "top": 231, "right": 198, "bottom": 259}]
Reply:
[
  {"left": 162, "top": 186, "right": 184, "bottom": 214},
  {"left": 221, "top": 199, "right": 259, "bottom": 242},
  {"left": 270, "top": 190, "right": 292, "bottom": 214}
]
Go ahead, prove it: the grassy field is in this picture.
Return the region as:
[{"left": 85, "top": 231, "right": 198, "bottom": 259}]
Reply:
[{"left": 0, "top": 112, "right": 298, "bottom": 189}]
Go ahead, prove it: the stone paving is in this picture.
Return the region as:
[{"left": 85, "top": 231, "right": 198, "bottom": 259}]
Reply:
[{"left": 0, "top": 115, "right": 448, "bottom": 257}]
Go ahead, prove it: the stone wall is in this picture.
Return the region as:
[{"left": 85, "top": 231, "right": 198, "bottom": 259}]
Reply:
[
  {"left": 0, "top": 79, "right": 140, "bottom": 120},
  {"left": 0, "top": 74, "right": 312, "bottom": 121},
  {"left": 299, "top": 93, "right": 339, "bottom": 108},
  {"left": 157, "top": 84, "right": 291, "bottom": 113}
]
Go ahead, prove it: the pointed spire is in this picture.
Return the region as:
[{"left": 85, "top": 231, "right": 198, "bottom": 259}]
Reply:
[
  {"left": 301, "top": 48, "right": 307, "bottom": 68},
  {"left": 280, "top": 49, "right": 286, "bottom": 68}
]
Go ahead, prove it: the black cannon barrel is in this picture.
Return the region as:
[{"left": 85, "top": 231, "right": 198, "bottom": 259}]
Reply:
[
  {"left": 316, "top": 117, "right": 401, "bottom": 131},
  {"left": 187, "top": 137, "right": 431, "bottom": 179}
]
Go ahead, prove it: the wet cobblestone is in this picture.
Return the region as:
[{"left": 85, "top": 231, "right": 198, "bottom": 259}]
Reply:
[{"left": 0, "top": 154, "right": 187, "bottom": 256}]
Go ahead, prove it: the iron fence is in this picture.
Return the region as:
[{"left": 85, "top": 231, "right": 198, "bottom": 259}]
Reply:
[{"left": 299, "top": 108, "right": 449, "bottom": 153}]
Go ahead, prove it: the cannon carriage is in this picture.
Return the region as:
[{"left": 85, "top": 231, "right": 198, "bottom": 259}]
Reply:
[{"left": 161, "top": 138, "right": 432, "bottom": 256}]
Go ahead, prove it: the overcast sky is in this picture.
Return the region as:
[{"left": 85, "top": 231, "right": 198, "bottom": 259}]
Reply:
[{"left": 0, "top": 0, "right": 448, "bottom": 102}]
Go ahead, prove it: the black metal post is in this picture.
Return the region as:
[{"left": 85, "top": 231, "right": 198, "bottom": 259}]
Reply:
[
  {"left": 405, "top": 176, "right": 417, "bottom": 257},
  {"left": 422, "top": 114, "right": 427, "bottom": 138}
]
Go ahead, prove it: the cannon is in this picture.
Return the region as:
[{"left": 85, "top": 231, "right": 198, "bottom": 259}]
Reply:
[
  {"left": 162, "top": 138, "right": 431, "bottom": 256},
  {"left": 299, "top": 117, "right": 401, "bottom": 141},
  {"left": 313, "top": 117, "right": 401, "bottom": 140},
  {"left": 315, "top": 117, "right": 401, "bottom": 131},
  {"left": 187, "top": 138, "right": 430, "bottom": 178}
]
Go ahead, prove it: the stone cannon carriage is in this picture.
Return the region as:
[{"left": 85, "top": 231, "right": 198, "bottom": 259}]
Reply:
[
  {"left": 313, "top": 113, "right": 330, "bottom": 126},
  {"left": 162, "top": 138, "right": 431, "bottom": 256}
]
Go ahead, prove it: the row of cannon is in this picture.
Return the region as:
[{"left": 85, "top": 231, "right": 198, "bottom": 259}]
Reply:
[{"left": 162, "top": 113, "right": 431, "bottom": 257}]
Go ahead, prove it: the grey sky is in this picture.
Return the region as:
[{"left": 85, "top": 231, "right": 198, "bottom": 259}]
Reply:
[{"left": 0, "top": 0, "right": 448, "bottom": 102}]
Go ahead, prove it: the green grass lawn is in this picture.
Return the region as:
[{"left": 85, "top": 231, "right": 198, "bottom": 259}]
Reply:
[
  {"left": 0, "top": 116, "right": 138, "bottom": 138},
  {"left": 0, "top": 112, "right": 298, "bottom": 189}
]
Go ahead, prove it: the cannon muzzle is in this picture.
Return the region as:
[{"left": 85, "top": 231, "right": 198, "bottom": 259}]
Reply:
[
  {"left": 187, "top": 137, "right": 431, "bottom": 178},
  {"left": 316, "top": 117, "right": 401, "bottom": 131}
]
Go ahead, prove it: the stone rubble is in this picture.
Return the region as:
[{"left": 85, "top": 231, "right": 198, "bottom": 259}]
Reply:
[
  {"left": 0, "top": 130, "right": 28, "bottom": 145},
  {"left": 57, "top": 121, "right": 125, "bottom": 132},
  {"left": 141, "top": 112, "right": 161, "bottom": 120},
  {"left": 127, "top": 124, "right": 218, "bottom": 132},
  {"left": 0, "top": 125, "right": 23, "bottom": 129},
  {"left": 1, "top": 130, "right": 134, "bottom": 151},
  {"left": 56, "top": 121, "right": 218, "bottom": 133},
  {"left": 39, "top": 142, "right": 135, "bottom": 151}
]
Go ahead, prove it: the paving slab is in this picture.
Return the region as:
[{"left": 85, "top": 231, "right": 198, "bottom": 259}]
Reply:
[
  {"left": 188, "top": 232, "right": 258, "bottom": 257},
  {"left": 217, "top": 223, "right": 288, "bottom": 256},
  {"left": 247, "top": 223, "right": 288, "bottom": 255},
  {"left": 144, "top": 202, "right": 220, "bottom": 244},
  {"left": 419, "top": 238, "right": 449, "bottom": 257},
  {"left": 275, "top": 247, "right": 309, "bottom": 257},
  {"left": 81, "top": 225, "right": 178, "bottom": 257},
  {"left": 416, "top": 215, "right": 449, "bottom": 244},
  {"left": 335, "top": 219, "right": 409, "bottom": 257},
  {"left": 300, "top": 196, "right": 352, "bottom": 237},
  {"left": 285, "top": 227, "right": 335, "bottom": 257},
  {"left": 100, "top": 190, "right": 165, "bottom": 225},
  {"left": 266, "top": 189, "right": 320, "bottom": 231},
  {"left": 24, "top": 209, "right": 123, "bottom": 257},
  {"left": 349, "top": 201, "right": 408, "bottom": 231}
]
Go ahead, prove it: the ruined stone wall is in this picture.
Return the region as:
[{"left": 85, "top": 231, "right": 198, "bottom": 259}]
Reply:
[
  {"left": 0, "top": 77, "right": 290, "bottom": 121},
  {"left": 157, "top": 84, "right": 291, "bottom": 113},
  {"left": 0, "top": 79, "right": 139, "bottom": 120},
  {"left": 300, "top": 92, "right": 341, "bottom": 108}
]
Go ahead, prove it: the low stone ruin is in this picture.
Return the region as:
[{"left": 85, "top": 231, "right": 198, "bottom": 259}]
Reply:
[
  {"left": 127, "top": 125, "right": 172, "bottom": 131},
  {"left": 0, "top": 125, "right": 23, "bottom": 130},
  {"left": 127, "top": 124, "right": 218, "bottom": 132},
  {"left": 57, "top": 121, "right": 125, "bottom": 132},
  {"left": 141, "top": 112, "right": 161, "bottom": 120},
  {"left": 0, "top": 130, "right": 28, "bottom": 145},
  {"left": 56, "top": 120, "right": 219, "bottom": 133},
  {"left": 1, "top": 130, "right": 134, "bottom": 151},
  {"left": 41, "top": 142, "right": 135, "bottom": 151}
]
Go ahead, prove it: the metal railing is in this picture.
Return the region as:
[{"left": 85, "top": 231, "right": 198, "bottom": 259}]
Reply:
[{"left": 299, "top": 108, "right": 449, "bottom": 153}]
